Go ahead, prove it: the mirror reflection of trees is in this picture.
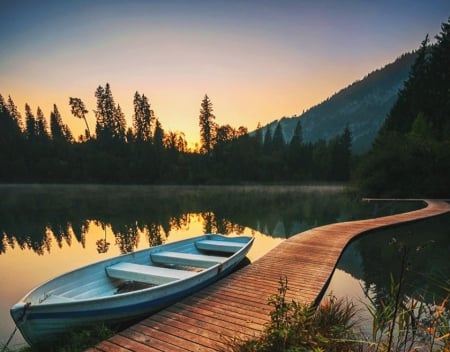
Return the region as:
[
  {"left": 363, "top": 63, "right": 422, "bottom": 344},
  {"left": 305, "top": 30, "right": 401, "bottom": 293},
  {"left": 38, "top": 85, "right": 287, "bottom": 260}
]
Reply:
[
  {"left": 0, "top": 185, "right": 422, "bottom": 255},
  {"left": 336, "top": 212, "right": 450, "bottom": 304}
]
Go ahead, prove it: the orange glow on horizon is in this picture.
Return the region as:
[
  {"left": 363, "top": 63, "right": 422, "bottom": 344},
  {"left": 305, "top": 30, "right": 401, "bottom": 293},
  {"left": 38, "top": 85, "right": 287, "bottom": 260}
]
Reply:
[{"left": 2, "top": 1, "right": 448, "bottom": 147}]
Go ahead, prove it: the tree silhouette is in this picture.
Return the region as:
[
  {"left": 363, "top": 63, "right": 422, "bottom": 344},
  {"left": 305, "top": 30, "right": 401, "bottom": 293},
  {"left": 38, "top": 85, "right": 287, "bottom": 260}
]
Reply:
[
  {"left": 69, "top": 97, "right": 90, "bottom": 139},
  {"left": 153, "top": 118, "right": 164, "bottom": 150},
  {"left": 94, "top": 83, "right": 126, "bottom": 143},
  {"left": 6, "top": 95, "right": 23, "bottom": 131},
  {"left": 24, "top": 103, "right": 37, "bottom": 140},
  {"left": 50, "top": 104, "right": 73, "bottom": 143},
  {"left": 36, "top": 106, "right": 49, "bottom": 140},
  {"left": 132, "top": 92, "right": 154, "bottom": 142},
  {"left": 199, "top": 94, "right": 215, "bottom": 155}
]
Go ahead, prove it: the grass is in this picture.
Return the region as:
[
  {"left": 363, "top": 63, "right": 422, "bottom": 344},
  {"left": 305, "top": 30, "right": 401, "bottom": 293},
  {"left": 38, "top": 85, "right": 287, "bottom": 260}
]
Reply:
[
  {"left": 226, "top": 271, "right": 450, "bottom": 352},
  {"left": 2, "top": 324, "right": 114, "bottom": 352},
  {"left": 222, "top": 276, "right": 362, "bottom": 352}
]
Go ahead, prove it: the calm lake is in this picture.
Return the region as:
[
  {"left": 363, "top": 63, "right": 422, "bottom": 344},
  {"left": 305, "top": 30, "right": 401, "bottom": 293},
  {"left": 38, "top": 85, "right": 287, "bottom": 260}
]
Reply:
[{"left": 0, "top": 185, "right": 448, "bottom": 349}]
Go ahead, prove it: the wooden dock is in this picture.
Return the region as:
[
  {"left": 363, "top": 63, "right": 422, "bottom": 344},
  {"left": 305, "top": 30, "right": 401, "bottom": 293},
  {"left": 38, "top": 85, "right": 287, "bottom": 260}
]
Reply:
[{"left": 87, "top": 199, "right": 450, "bottom": 352}]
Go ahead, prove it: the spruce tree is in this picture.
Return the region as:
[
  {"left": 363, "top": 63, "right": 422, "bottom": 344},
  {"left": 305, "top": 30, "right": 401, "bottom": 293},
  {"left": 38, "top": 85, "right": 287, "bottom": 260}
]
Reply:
[
  {"left": 36, "top": 107, "right": 49, "bottom": 140},
  {"left": 114, "top": 104, "right": 127, "bottom": 141},
  {"left": 272, "top": 123, "right": 285, "bottom": 152},
  {"left": 0, "top": 94, "right": 22, "bottom": 140},
  {"left": 6, "top": 95, "right": 23, "bottom": 131},
  {"left": 380, "top": 35, "right": 430, "bottom": 136},
  {"left": 428, "top": 17, "right": 450, "bottom": 139},
  {"left": 263, "top": 127, "right": 272, "bottom": 154},
  {"left": 290, "top": 120, "right": 303, "bottom": 149},
  {"left": 94, "top": 83, "right": 126, "bottom": 143},
  {"left": 24, "top": 103, "right": 37, "bottom": 140},
  {"left": 198, "top": 94, "right": 215, "bottom": 155},
  {"left": 133, "top": 92, "right": 153, "bottom": 142},
  {"left": 51, "top": 104, "right": 73, "bottom": 143},
  {"left": 153, "top": 119, "right": 164, "bottom": 150}
]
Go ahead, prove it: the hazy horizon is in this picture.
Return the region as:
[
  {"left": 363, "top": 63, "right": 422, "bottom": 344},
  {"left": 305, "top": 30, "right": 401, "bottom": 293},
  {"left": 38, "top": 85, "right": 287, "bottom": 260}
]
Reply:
[{"left": 1, "top": 0, "right": 449, "bottom": 146}]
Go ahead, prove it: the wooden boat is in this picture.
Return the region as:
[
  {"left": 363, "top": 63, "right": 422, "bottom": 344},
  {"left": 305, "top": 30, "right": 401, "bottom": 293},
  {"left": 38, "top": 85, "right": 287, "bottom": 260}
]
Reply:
[{"left": 10, "top": 234, "right": 254, "bottom": 346}]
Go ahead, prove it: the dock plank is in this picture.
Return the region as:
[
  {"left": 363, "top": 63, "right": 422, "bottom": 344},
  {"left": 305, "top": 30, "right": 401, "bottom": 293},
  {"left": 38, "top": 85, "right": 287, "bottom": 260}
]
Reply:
[{"left": 89, "top": 199, "right": 449, "bottom": 351}]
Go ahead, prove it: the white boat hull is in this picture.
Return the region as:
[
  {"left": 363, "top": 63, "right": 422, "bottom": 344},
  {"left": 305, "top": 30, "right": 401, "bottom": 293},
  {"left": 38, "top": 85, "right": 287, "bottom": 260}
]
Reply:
[{"left": 10, "top": 234, "right": 253, "bottom": 346}]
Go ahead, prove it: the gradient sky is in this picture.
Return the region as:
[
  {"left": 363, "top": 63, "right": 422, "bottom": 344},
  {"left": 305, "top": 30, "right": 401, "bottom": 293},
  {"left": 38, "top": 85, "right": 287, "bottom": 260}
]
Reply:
[{"left": 1, "top": 0, "right": 449, "bottom": 146}]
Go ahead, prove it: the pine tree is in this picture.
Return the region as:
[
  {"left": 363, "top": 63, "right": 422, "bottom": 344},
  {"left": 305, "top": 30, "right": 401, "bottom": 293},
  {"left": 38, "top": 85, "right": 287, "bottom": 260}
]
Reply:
[
  {"left": 272, "top": 123, "right": 285, "bottom": 152},
  {"left": 428, "top": 17, "right": 450, "bottom": 139},
  {"left": 36, "top": 107, "right": 49, "bottom": 139},
  {"left": 114, "top": 104, "right": 127, "bottom": 141},
  {"left": 380, "top": 35, "right": 430, "bottom": 136},
  {"left": 133, "top": 92, "right": 153, "bottom": 142},
  {"left": 94, "top": 85, "right": 107, "bottom": 140},
  {"left": 263, "top": 127, "right": 272, "bottom": 153},
  {"left": 355, "top": 18, "right": 450, "bottom": 196},
  {"left": 69, "top": 97, "right": 90, "bottom": 139},
  {"left": 94, "top": 83, "right": 126, "bottom": 143},
  {"left": 24, "top": 103, "right": 37, "bottom": 140},
  {"left": 198, "top": 94, "right": 215, "bottom": 155},
  {"left": 290, "top": 120, "right": 303, "bottom": 148},
  {"left": 51, "top": 104, "right": 73, "bottom": 143},
  {"left": 333, "top": 126, "right": 352, "bottom": 181},
  {"left": 0, "top": 94, "right": 22, "bottom": 140},
  {"left": 6, "top": 95, "right": 23, "bottom": 131},
  {"left": 153, "top": 118, "right": 164, "bottom": 150}
]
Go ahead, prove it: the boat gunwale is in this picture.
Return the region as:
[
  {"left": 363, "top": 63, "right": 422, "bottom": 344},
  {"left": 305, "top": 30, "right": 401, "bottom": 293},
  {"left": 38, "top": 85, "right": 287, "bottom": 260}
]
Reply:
[{"left": 12, "top": 234, "right": 254, "bottom": 308}]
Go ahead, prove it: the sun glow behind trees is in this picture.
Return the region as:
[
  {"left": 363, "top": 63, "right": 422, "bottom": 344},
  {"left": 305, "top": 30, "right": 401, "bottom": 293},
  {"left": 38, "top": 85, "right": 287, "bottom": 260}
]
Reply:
[{"left": 1, "top": 1, "right": 449, "bottom": 148}]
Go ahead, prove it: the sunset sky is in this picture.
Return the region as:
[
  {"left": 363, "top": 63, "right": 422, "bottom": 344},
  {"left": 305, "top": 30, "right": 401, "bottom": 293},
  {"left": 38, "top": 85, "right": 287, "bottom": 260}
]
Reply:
[{"left": 1, "top": 0, "right": 449, "bottom": 146}]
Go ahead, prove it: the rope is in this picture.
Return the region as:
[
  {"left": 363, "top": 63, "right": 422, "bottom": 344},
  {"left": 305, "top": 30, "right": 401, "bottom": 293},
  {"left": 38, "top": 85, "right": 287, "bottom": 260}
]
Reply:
[
  {"left": 2, "top": 303, "right": 30, "bottom": 352},
  {"left": 1, "top": 327, "right": 18, "bottom": 352}
]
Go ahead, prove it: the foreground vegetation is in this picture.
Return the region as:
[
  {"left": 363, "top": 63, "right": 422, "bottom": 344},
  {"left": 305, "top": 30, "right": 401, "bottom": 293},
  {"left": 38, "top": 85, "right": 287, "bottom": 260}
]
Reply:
[
  {"left": 227, "top": 276, "right": 449, "bottom": 352},
  {"left": 2, "top": 324, "right": 114, "bottom": 352},
  {"left": 227, "top": 236, "right": 450, "bottom": 352},
  {"left": 7, "top": 275, "right": 447, "bottom": 352}
]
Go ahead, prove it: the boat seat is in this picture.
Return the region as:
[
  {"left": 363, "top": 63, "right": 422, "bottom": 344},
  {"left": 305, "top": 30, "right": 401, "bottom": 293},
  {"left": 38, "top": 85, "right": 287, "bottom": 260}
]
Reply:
[
  {"left": 151, "top": 251, "right": 227, "bottom": 268},
  {"left": 195, "top": 239, "right": 246, "bottom": 253},
  {"left": 106, "top": 262, "right": 196, "bottom": 285},
  {"left": 41, "top": 294, "right": 75, "bottom": 305}
]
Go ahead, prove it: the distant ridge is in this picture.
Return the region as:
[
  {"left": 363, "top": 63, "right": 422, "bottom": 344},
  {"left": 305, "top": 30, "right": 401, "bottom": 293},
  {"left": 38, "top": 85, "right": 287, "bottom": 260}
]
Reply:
[{"left": 258, "top": 52, "right": 417, "bottom": 154}]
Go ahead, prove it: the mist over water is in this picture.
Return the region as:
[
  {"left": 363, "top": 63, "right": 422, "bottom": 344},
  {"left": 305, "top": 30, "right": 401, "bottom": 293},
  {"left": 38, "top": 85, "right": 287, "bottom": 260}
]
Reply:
[{"left": 0, "top": 185, "right": 427, "bottom": 348}]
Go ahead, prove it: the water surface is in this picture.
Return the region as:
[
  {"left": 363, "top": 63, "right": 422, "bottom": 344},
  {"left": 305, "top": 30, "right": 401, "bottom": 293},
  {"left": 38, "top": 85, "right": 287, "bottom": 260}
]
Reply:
[{"left": 0, "top": 185, "right": 424, "bottom": 349}]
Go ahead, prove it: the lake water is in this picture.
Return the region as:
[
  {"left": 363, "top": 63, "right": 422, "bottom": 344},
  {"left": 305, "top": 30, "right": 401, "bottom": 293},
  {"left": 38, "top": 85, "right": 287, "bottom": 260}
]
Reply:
[
  {"left": 0, "top": 184, "right": 444, "bottom": 350},
  {"left": 325, "top": 211, "right": 450, "bottom": 336}
]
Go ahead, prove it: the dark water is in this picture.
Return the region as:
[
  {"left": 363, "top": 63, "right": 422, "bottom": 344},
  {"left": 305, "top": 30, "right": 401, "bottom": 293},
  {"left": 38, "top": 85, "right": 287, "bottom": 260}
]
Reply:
[
  {"left": 0, "top": 184, "right": 433, "bottom": 349},
  {"left": 325, "top": 211, "right": 450, "bottom": 337}
]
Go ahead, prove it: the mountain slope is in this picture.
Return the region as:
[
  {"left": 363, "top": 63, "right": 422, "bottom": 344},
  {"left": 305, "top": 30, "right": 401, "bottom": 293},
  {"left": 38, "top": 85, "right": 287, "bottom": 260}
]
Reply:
[{"left": 259, "top": 52, "right": 417, "bottom": 154}]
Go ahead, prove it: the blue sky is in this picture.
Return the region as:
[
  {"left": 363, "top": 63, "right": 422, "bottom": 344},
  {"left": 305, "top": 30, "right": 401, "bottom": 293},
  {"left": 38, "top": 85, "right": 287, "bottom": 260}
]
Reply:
[{"left": 1, "top": 0, "right": 449, "bottom": 145}]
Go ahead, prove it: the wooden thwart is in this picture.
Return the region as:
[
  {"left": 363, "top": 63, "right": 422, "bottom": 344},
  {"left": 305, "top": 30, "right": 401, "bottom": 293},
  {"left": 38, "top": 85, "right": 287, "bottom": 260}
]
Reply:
[
  {"left": 106, "top": 262, "right": 196, "bottom": 285},
  {"left": 151, "top": 251, "right": 227, "bottom": 268},
  {"left": 196, "top": 240, "right": 246, "bottom": 253}
]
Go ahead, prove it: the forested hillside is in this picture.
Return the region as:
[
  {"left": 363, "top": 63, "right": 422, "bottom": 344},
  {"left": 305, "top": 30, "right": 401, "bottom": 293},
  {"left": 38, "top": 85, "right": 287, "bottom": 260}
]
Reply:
[
  {"left": 2, "top": 18, "right": 448, "bottom": 190},
  {"left": 355, "top": 18, "right": 450, "bottom": 197},
  {"left": 259, "top": 52, "right": 416, "bottom": 154}
]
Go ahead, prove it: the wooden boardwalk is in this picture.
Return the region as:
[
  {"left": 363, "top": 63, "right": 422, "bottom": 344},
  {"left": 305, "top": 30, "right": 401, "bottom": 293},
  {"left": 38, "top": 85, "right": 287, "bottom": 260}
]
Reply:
[{"left": 87, "top": 199, "right": 450, "bottom": 352}]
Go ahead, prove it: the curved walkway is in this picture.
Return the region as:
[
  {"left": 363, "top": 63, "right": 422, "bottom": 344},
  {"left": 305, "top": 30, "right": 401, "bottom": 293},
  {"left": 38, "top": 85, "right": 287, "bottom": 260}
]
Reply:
[{"left": 87, "top": 199, "right": 450, "bottom": 352}]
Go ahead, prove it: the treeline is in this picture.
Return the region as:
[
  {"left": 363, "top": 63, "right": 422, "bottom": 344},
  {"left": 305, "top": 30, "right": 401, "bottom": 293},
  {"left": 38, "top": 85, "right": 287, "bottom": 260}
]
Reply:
[
  {"left": 354, "top": 18, "right": 450, "bottom": 197},
  {"left": 0, "top": 88, "right": 352, "bottom": 184}
]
